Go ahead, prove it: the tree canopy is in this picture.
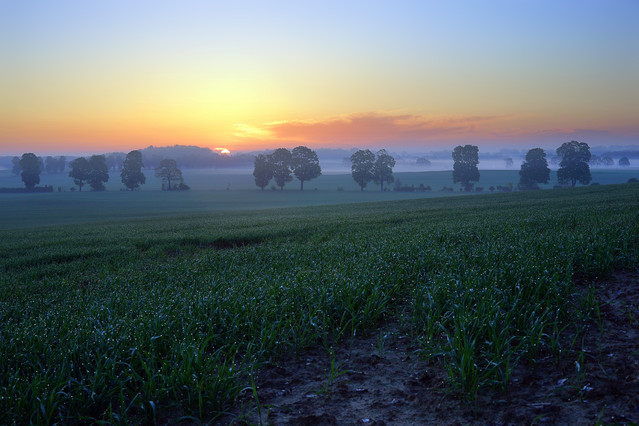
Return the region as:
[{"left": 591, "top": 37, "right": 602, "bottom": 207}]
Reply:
[
  {"left": 452, "top": 145, "right": 480, "bottom": 191},
  {"left": 350, "top": 149, "right": 376, "bottom": 191},
  {"left": 619, "top": 156, "right": 630, "bottom": 167},
  {"left": 88, "top": 155, "right": 109, "bottom": 191},
  {"left": 121, "top": 150, "right": 146, "bottom": 190},
  {"left": 253, "top": 154, "right": 273, "bottom": 190},
  {"left": 518, "top": 148, "right": 550, "bottom": 190},
  {"left": 19, "top": 153, "right": 41, "bottom": 190},
  {"left": 291, "top": 146, "right": 321, "bottom": 190},
  {"left": 268, "top": 148, "right": 293, "bottom": 190},
  {"left": 372, "top": 149, "right": 395, "bottom": 192},
  {"left": 557, "top": 141, "right": 591, "bottom": 187},
  {"left": 69, "top": 157, "right": 91, "bottom": 191},
  {"left": 155, "top": 159, "right": 185, "bottom": 190},
  {"left": 45, "top": 156, "right": 66, "bottom": 174}
]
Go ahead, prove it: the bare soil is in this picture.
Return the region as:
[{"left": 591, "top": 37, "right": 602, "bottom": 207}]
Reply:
[{"left": 229, "top": 271, "right": 639, "bottom": 425}]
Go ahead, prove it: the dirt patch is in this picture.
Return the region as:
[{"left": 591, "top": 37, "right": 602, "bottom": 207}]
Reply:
[{"left": 230, "top": 270, "right": 639, "bottom": 425}]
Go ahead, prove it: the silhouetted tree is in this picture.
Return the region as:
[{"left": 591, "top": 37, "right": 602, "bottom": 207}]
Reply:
[
  {"left": 619, "top": 156, "right": 630, "bottom": 167},
  {"left": 87, "top": 155, "right": 109, "bottom": 191},
  {"left": 350, "top": 149, "right": 375, "bottom": 191},
  {"left": 292, "top": 146, "right": 321, "bottom": 190},
  {"left": 155, "top": 159, "right": 184, "bottom": 190},
  {"left": 504, "top": 157, "right": 514, "bottom": 168},
  {"left": 69, "top": 157, "right": 91, "bottom": 191},
  {"left": 43, "top": 156, "right": 65, "bottom": 174},
  {"left": 19, "top": 153, "right": 41, "bottom": 190},
  {"left": 106, "top": 153, "right": 125, "bottom": 171},
  {"left": 518, "top": 148, "right": 550, "bottom": 190},
  {"left": 452, "top": 145, "right": 480, "bottom": 192},
  {"left": 120, "top": 150, "right": 146, "bottom": 190},
  {"left": 372, "top": 149, "right": 395, "bottom": 192},
  {"left": 268, "top": 148, "right": 293, "bottom": 190},
  {"left": 45, "top": 156, "right": 56, "bottom": 174},
  {"left": 253, "top": 154, "right": 273, "bottom": 190},
  {"left": 557, "top": 141, "right": 591, "bottom": 187}
]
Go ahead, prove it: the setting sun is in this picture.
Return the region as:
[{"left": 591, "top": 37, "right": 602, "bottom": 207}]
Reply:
[{"left": 215, "top": 148, "right": 231, "bottom": 155}]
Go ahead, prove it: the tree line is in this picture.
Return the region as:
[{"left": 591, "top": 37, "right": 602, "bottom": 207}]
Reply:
[
  {"left": 9, "top": 140, "right": 627, "bottom": 192},
  {"left": 253, "top": 141, "right": 601, "bottom": 192},
  {"left": 12, "top": 151, "right": 189, "bottom": 192},
  {"left": 253, "top": 146, "right": 322, "bottom": 190},
  {"left": 452, "top": 141, "right": 598, "bottom": 191}
]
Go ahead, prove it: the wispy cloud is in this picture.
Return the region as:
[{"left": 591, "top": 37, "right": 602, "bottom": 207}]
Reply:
[
  {"left": 230, "top": 112, "right": 639, "bottom": 150},
  {"left": 232, "top": 112, "right": 513, "bottom": 146}
]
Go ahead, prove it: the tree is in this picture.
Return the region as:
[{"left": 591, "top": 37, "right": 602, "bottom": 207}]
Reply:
[
  {"left": 350, "top": 149, "right": 375, "bottom": 191},
  {"left": 155, "top": 159, "right": 183, "bottom": 190},
  {"left": 19, "top": 153, "right": 41, "bottom": 190},
  {"left": 518, "top": 148, "right": 550, "bottom": 190},
  {"left": 45, "top": 156, "right": 56, "bottom": 174},
  {"left": 619, "top": 156, "right": 630, "bottom": 167},
  {"left": 504, "top": 157, "right": 514, "bottom": 168},
  {"left": 291, "top": 146, "right": 321, "bottom": 190},
  {"left": 69, "top": 157, "right": 91, "bottom": 191},
  {"left": 253, "top": 154, "right": 273, "bottom": 190},
  {"left": 268, "top": 148, "right": 293, "bottom": 190},
  {"left": 120, "top": 150, "right": 146, "bottom": 190},
  {"left": 372, "top": 149, "right": 395, "bottom": 192},
  {"left": 452, "top": 145, "right": 480, "bottom": 192},
  {"left": 43, "top": 156, "right": 66, "bottom": 174},
  {"left": 106, "top": 153, "right": 125, "bottom": 171},
  {"left": 87, "top": 155, "right": 109, "bottom": 191},
  {"left": 557, "top": 141, "right": 591, "bottom": 187}
]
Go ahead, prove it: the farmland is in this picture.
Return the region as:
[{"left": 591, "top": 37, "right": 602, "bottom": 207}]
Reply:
[
  {"left": 1, "top": 181, "right": 638, "bottom": 423},
  {"left": 0, "top": 168, "right": 637, "bottom": 229}
]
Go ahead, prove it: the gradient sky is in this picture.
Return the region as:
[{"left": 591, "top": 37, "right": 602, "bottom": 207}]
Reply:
[{"left": 1, "top": 0, "right": 638, "bottom": 155}]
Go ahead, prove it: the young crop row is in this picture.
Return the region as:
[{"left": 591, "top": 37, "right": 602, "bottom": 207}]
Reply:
[{"left": 1, "top": 184, "right": 638, "bottom": 423}]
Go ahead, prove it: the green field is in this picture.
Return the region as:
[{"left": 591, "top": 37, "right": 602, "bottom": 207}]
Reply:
[
  {"left": 1, "top": 168, "right": 637, "bottom": 229},
  {"left": 1, "top": 179, "right": 639, "bottom": 423}
]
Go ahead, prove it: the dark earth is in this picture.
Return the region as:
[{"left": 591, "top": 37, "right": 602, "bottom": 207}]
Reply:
[{"left": 224, "top": 270, "right": 639, "bottom": 425}]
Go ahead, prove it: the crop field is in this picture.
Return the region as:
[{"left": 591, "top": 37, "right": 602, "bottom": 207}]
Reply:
[
  {"left": 1, "top": 183, "right": 638, "bottom": 423},
  {"left": 1, "top": 168, "right": 637, "bottom": 230}
]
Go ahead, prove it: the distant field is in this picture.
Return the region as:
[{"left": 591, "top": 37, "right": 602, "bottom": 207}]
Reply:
[
  {"left": 1, "top": 184, "right": 638, "bottom": 423},
  {"left": 1, "top": 167, "right": 637, "bottom": 193},
  {"left": 1, "top": 168, "right": 637, "bottom": 229}
]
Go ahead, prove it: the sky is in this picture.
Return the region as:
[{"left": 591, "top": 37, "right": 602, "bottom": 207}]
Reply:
[{"left": 1, "top": 0, "right": 638, "bottom": 156}]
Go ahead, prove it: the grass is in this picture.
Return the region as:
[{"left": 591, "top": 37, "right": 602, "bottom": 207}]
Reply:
[
  {"left": 1, "top": 168, "right": 637, "bottom": 230},
  {"left": 1, "top": 183, "right": 638, "bottom": 423}
]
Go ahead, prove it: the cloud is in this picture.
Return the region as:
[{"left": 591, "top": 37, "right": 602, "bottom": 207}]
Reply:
[
  {"left": 231, "top": 112, "right": 639, "bottom": 150},
  {"left": 232, "top": 112, "right": 513, "bottom": 146}
]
